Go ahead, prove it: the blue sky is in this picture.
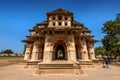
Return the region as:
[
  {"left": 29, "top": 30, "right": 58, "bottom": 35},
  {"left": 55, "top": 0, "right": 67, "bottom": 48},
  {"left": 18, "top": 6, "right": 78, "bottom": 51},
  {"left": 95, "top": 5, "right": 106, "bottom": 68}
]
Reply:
[{"left": 0, "top": 0, "right": 120, "bottom": 53}]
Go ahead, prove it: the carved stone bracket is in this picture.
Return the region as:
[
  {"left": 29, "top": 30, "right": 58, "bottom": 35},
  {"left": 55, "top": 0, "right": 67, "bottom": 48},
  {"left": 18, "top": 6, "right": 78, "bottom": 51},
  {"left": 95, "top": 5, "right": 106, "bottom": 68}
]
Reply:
[
  {"left": 26, "top": 44, "right": 33, "bottom": 48},
  {"left": 47, "top": 37, "right": 53, "bottom": 42}
]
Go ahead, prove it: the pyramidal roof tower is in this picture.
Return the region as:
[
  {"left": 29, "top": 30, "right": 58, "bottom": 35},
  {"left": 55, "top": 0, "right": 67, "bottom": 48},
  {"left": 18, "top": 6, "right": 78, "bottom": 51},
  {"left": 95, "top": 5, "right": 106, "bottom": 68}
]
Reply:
[{"left": 22, "top": 8, "right": 98, "bottom": 75}]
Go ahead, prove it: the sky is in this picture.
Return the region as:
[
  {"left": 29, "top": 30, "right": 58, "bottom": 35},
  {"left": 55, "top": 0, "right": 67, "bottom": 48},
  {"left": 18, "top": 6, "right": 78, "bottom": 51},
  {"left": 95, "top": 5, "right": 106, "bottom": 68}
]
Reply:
[{"left": 0, "top": 0, "right": 120, "bottom": 53}]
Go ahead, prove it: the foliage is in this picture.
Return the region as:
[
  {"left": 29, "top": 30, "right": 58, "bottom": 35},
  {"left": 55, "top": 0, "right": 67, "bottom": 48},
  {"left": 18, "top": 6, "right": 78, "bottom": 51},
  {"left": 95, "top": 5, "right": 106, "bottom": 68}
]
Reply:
[
  {"left": 0, "top": 49, "right": 14, "bottom": 55},
  {"left": 95, "top": 46, "right": 105, "bottom": 56},
  {"left": 101, "top": 13, "right": 120, "bottom": 56}
]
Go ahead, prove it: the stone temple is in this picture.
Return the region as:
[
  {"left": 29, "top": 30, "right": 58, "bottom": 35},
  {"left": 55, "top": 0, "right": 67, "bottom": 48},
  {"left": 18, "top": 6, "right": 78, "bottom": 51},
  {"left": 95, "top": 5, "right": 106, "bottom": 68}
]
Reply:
[{"left": 22, "top": 8, "right": 98, "bottom": 75}]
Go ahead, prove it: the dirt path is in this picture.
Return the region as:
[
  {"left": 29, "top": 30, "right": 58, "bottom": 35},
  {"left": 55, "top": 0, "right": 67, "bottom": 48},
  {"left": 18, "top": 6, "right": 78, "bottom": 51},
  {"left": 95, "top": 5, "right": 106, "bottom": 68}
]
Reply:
[
  {"left": 0, "top": 64, "right": 120, "bottom": 80},
  {"left": 0, "top": 59, "right": 21, "bottom": 67}
]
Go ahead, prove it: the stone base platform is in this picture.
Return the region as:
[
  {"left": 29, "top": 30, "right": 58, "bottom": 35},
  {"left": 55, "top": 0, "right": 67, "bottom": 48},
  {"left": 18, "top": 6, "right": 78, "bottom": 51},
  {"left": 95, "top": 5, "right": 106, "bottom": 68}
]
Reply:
[
  {"left": 36, "top": 61, "right": 83, "bottom": 75},
  {"left": 19, "top": 60, "right": 27, "bottom": 65},
  {"left": 78, "top": 60, "right": 93, "bottom": 65},
  {"left": 92, "top": 59, "right": 99, "bottom": 63},
  {"left": 78, "top": 60, "right": 94, "bottom": 70},
  {"left": 24, "top": 60, "right": 42, "bottom": 68}
]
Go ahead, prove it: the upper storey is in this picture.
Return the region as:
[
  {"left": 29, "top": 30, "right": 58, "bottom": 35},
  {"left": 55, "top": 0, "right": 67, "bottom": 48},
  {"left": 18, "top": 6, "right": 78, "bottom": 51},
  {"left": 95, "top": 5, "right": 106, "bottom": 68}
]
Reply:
[
  {"left": 22, "top": 8, "right": 99, "bottom": 43},
  {"left": 35, "top": 8, "right": 84, "bottom": 28},
  {"left": 46, "top": 8, "right": 73, "bottom": 27},
  {"left": 29, "top": 8, "right": 91, "bottom": 36}
]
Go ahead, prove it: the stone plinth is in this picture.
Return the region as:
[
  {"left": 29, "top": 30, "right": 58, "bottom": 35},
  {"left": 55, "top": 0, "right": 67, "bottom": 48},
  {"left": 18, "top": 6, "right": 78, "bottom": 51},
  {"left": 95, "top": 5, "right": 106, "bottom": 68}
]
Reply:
[
  {"left": 19, "top": 59, "right": 27, "bottom": 65},
  {"left": 24, "top": 60, "right": 42, "bottom": 68},
  {"left": 22, "top": 8, "right": 98, "bottom": 75},
  {"left": 36, "top": 61, "right": 83, "bottom": 75},
  {"left": 92, "top": 59, "right": 99, "bottom": 63},
  {"left": 78, "top": 60, "right": 94, "bottom": 70}
]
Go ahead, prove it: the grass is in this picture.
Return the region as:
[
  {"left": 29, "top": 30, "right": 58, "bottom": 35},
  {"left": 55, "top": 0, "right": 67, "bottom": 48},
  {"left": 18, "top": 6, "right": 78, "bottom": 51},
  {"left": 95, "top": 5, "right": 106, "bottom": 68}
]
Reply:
[{"left": 0, "top": 56, "right": 24, "bottom": 67}]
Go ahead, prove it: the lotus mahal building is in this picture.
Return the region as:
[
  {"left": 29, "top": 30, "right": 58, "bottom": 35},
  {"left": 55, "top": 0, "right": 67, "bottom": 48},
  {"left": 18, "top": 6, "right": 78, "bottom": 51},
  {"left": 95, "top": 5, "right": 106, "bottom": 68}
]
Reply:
[{"left": 22, "top": 8, "right": 98, "bottom": 75}]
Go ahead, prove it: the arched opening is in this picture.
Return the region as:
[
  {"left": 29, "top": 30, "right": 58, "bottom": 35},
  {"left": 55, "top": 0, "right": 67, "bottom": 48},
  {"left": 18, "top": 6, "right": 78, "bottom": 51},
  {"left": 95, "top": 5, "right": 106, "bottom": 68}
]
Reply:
[
  {"left": 59, "top": 22, "right": 61, "bottom": 26},
  {"left": 58, "top": 16, "right": 62, "bottom": 20},
  {"left": 53, "top": 22, "right": 55, "bottom": 26},
  {"left": 53, "top": 16, "right": 56, "bottom": 20},
  {"left": 55, "top": 44, "right": 65, "bottom": 60},
  {"left": 52, "top": 41, "right": 68, "bottom": 61},
  {"left": 65, "top": 17, "right": 68, "bottom": 20},
  {"left": 65, "top": 22, "right": 67, "bottom": 26}
]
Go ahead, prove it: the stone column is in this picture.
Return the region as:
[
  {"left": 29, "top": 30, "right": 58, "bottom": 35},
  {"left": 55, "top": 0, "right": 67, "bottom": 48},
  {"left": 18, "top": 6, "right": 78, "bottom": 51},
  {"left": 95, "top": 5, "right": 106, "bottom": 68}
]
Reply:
[
  {"left": 88, "top": 43, "right": 96, "bottom": 60},
  {"left": 48, "top": 20, "right": 53, "bottom": 27},
  {"left": 55, "top": 21, "right": 58, "bottom": 26},
  {"left": 67, "top": 35, "right": 76, "bottom": 62},
  {"left": 31, "top": 42, "right": 39, "bottom": 61},
  {"left": 43, "top": 35, "right": 53, "bottom": 62},
  {"left": 81, "top": 40, "right": 89, "bottom": 61},
  {"left": 89, "top": 44, "right": 96, "bottom": 60},
  {"left": 67, "top": 20, "right": 71, "bottom": 27},
  {"left": 62, "top": 21, "right": 65, "bottom": 26},
  {"left": 24, "top": 44, "right": 32, "bottom": 60},
  {"left": 67, "top": 17, "right": 71, "bottom": 27}
]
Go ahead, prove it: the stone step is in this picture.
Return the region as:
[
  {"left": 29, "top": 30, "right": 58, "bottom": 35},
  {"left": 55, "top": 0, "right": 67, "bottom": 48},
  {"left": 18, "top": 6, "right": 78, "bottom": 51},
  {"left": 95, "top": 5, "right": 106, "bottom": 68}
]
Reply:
[{"left": 38, "top": 63, "right": 80, "bottom": 69}]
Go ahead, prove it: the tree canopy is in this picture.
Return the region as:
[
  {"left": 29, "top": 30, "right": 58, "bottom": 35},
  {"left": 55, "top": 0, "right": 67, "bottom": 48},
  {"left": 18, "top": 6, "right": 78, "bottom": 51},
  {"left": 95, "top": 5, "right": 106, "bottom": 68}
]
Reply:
[
  {"left": 0, "top": 49, "right": 14, "bottom": 54},
  {"left": 95, "top": 46, "right": 105, "bottom": 56},
  {"left": 101, "top": 13, "right": 120, "bottom": 56}
]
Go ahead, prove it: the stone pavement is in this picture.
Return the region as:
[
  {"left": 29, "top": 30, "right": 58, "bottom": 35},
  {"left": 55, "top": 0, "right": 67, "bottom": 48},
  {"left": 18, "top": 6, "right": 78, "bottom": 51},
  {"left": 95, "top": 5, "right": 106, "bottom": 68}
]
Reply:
[{"left": 0, "top": 64, "right": 120, "bottom": 80}]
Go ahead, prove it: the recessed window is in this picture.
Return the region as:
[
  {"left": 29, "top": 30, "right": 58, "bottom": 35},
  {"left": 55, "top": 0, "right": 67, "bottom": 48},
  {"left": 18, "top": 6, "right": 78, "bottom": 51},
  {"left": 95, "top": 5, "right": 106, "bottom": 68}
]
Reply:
[
  {"left": 53, "top": 17, "right": 55, "bottom": 20},
  {"left": 49, "top": 31, "right": 52, "bottom": 34},
  {"left": 58, "top": 16, "right": 62, "bottom": 20},
  {"left": 65, "top": 23, "right": 67, "bottom": 26},
  {"left": 65, "top": 17, "right": 68, "bottom": 20},
  {"left": 59, "top": 22, "right": 61, "bottom": 26},
  {"left": 68, "top": 31, "right": 70, "bottom": 34},
  {"left": 53, "top": 22, "right": 55, "bottom": 26}
]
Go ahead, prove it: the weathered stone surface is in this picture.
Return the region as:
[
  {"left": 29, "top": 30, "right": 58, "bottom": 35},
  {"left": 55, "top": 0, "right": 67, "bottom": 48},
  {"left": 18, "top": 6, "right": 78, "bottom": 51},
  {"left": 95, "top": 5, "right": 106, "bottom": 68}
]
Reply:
[{"left": 22, "top": 8, "right": 98, "bottom": 75}]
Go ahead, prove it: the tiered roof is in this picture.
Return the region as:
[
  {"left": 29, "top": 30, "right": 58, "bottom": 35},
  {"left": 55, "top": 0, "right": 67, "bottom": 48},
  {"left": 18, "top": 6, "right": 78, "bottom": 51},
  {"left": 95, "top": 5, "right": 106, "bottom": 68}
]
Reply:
[
  {"left": 22, "top": 8, "right": 98, "bottom": 43},
  {"left": 47, "top": 8, "right": 73, "bottom": 15}
]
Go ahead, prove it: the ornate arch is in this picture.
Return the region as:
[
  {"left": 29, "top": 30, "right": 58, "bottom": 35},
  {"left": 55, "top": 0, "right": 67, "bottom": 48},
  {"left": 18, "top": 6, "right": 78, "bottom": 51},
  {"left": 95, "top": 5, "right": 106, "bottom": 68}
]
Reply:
[{"left": 52, "top": 40, "right": 68, "bottom": 60}]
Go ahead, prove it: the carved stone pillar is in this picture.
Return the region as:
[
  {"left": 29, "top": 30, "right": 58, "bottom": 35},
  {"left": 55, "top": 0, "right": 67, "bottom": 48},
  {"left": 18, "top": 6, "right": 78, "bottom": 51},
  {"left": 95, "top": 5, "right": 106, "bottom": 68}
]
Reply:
[
  {"left": 87, "top": 42, "right": 96, "bottom": 60},
  {"left": 67, "top": 16, "right": 71, "bottom": 27},
  {"left": 55, "top": 21, "right": 58, "bottom": 26},
  {"left": 31, "top": 42, "right": 39, "bottom": 61},
  {"left": 67, "top": 35, "right": 76, "bottom": 62},
  {"left": 81, "top": 40, "right": 89, "bottom": 61},
  {"left": 43, "top": 35, "right": 53, "bottom": 62},
  {"left": 89, "top": 47, "right": 96, "bottom": 60},
  {"left": 24, "top": 44, "right": 32, "bottom": 60},
  {"left": 62, "top": 21, "right": 65, "bottom": 26},
  {"left": 68, "top": 21, "right": 71, "bottom": 27},
  {"left": 48, "top": 21, "right": 53, "bottom": 27}
]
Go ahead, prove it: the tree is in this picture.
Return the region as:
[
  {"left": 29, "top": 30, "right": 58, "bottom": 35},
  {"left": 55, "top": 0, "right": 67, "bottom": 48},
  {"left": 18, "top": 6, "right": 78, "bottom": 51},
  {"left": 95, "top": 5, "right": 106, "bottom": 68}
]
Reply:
[
  {"left": 1, "top": 49, "right": 14, "bottom": 56},
  {"left": 101, "top": 13, "right": 120, "bottom": 57},
  {"left": 95, "top": 46, "right": 105, "bottom": 57}
]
